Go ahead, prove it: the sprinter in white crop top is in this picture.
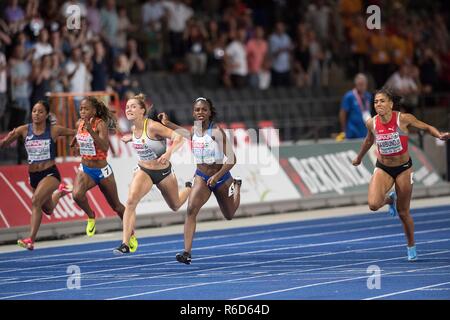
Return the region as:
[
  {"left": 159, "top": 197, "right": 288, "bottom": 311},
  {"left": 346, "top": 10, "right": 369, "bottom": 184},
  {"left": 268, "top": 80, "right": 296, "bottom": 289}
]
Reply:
[
  {"left": 158, "top": 97, "right": 242, "bottom": 265},
  {"left": 113, "top": 94, "right": 192, "bottom": 255}
]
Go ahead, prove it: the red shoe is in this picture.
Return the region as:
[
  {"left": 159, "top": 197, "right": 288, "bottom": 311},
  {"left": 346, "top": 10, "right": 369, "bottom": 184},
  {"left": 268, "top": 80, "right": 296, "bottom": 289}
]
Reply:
[
  {"left": 17, "top": 238, "right": 34, "bottom": 250},
  {"left": 58, "top": 183, "right": 73, "bottom": 196}
]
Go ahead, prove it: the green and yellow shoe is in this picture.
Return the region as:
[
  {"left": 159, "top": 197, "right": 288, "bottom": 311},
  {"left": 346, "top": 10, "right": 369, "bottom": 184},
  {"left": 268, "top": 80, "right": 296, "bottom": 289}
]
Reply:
[
  {"left": 86, "top": 218, "right": 96, "bottom": 237},
  {"left": 129, "top": 233, "right": 138, "bottom": 253}
]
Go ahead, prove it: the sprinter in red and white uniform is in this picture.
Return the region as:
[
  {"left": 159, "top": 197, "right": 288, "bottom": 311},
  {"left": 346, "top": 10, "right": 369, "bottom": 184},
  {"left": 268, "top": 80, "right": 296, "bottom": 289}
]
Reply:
[{"left": 352, "top": 88, "right": 449, "bottom": 261}]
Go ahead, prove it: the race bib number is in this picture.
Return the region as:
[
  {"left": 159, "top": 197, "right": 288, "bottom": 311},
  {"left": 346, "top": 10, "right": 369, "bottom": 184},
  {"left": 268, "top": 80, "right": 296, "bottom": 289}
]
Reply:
[
  {"left": 132, "top": 142, "right": 157, "bottom": 161},
  {"left": 77, "top": 134, "right": 96, "bottom": 156},
  {"left": 26, "top": 139, "right": 51, "bottom": 162},
  {"left": 376, "top": 133, "right": 403, "bottom": 155},
  {"left": 101, "top": 165, "right": 113, "bottom": 179}
]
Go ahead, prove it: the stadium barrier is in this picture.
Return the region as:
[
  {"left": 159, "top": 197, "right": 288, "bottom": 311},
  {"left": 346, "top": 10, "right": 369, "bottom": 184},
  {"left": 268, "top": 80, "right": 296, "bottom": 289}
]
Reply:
[{"left": 1, "top": 135, "right": 449, "bottom": 243}]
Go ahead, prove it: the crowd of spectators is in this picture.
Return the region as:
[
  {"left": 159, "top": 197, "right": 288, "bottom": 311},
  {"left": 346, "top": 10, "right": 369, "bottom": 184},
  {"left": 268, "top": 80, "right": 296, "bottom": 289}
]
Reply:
[{"left": 0, "top": 0, "right": 449, "bottom": 132}]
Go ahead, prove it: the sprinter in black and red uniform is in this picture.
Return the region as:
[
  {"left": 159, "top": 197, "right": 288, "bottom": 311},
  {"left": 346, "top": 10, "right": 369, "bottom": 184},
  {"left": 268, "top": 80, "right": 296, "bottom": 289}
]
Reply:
[{"left": 352, "top": 88, "right": 449, "bottom": 261}]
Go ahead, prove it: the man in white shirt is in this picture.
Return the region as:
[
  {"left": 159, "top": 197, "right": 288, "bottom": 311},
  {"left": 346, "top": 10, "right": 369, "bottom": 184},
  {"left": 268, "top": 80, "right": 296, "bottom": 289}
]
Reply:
[
  {"left": 32, "top": 28, "right": 53, "bottom": 61},
  {"left": 65, "top": 47, "right": 87, "bottom": 112},
  {"left": 225, "top": 28, "right": 248, "bottom": 88},
  {"left": 162, "top": 0, "right": 193, "bottom": 59},
  {"left": 142, "top": 0, "right": 165, "bottom": 32},
  {"left": 269, "top": 22, "right": 292, "bottom": 87},
  {"left": 385, "top": 62, "right": 420, "bottom": 112}
]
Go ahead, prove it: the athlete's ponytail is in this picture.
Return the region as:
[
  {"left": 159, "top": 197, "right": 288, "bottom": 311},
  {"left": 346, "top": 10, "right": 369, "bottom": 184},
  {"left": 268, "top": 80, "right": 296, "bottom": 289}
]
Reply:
[
  {"left": 83, "top": 96, "right": 117, "bottom": 130},
  {"left": 131, "top": 93, "right": 149, "bottom": 116}
]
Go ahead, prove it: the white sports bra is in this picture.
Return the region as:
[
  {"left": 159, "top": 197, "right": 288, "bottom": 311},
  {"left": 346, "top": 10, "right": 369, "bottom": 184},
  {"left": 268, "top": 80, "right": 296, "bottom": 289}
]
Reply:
[
  {"left": 191, "top": 122, "right": 224, "bottom": 164},
  {"left": 131, "top": 119, "right": 166, "bottom": 161}
]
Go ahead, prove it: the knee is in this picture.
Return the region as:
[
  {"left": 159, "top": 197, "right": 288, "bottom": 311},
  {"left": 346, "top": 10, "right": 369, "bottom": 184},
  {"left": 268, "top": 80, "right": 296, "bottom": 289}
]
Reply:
[
  {"left": 31, "top": 195, "right": 43, "bottom": 208},
  {"left": 397, "top": 207, "right": 411, "bottom": 219},
  {"left": 72, "top": 190, "right": 84, "bottom": 204},
  {"left": 126, "top": 196, "right": 140, "bottom": 210},
  {"left": 223, "top": 214, "right": 233, "bottom": 221},
  {"left": 186, "top": 206, "right": 200, "bottom": 218},
  {"left": 168, "top": 203, "right": 181, "bottom": 212},
  {"left": 368, "top": 201, "right": 381, "bottom": 212}
]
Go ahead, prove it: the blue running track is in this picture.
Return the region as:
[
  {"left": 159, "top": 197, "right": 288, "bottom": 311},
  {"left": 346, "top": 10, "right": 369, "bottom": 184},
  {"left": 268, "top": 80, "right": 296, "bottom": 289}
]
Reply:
[{"left": 1, "top": 205, "right": 450, "bottom": 300}]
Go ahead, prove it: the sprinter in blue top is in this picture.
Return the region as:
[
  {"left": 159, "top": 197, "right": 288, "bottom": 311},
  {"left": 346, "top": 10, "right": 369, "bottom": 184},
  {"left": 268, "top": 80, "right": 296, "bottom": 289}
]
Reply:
[
  {"left": 0, "top": 101, "right": 76, "bottom": 250},
  {"left": 159, "top": 97, "right": 242, "bottom": 264}
]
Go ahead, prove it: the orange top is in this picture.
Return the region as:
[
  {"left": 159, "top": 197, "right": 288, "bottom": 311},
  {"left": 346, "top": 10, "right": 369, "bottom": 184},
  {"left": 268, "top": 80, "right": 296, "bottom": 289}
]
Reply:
[
  {"left": 349, "top": 26, "right": 370, "bottom": 54},
  {"left": 389, "top": 34, "right": 414, "bottom": 66},
  {"left": 370, "top": 33, "right": 391, "bottom": 64},
  {"left": 76, "top": 118, "right": 108, "bottom": 161}
]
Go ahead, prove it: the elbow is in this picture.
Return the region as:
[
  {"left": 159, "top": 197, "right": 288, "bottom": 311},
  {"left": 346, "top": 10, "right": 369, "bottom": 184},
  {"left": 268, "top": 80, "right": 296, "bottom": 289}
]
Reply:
[
  {"left": 227, "top": 154, "right": 237, "bottom": 166},
  {"left": 173, "top": 135, "right": 184, "bottom": 147}
]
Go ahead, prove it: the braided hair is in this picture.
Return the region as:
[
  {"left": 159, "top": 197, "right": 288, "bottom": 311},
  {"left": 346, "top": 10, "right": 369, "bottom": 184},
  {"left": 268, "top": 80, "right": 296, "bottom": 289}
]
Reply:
[{"left": 82, "top": 96, "right": 117, "bottom": 130}]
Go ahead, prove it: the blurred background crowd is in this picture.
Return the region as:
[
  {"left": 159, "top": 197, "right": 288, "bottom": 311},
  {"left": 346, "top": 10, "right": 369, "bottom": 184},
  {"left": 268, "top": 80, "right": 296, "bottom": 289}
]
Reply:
[{"left": 0, "top": 0, "right": 449, "bottom": 139}]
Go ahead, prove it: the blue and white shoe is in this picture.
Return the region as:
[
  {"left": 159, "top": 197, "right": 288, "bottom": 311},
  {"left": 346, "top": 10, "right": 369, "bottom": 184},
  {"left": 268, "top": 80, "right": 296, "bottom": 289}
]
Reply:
[
  {"left": 388, "top": 191, "right": 398, "bottom": 217},
  {"left": 407, "top": 246, "right": 417, "bottom": 261}
]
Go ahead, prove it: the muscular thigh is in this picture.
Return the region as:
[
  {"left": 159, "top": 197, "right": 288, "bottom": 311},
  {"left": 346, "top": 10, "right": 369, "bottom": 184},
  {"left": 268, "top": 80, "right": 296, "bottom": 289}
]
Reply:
[
  {"left": 188, "top": 176, "right": 212, "bottom": 210},
  {"left": 213, "top": 178, "right": 235, "bottom": 209},
  {"left": 128, "top": 169, "right": 153, "bottom": 201},
  {"left": 73, "top": 171, "right": 97, "bottom": 194},
  {"left": 368, "top": 168, "right": 395, "bottom": 203},
  {"left": 33, "top": 176, "right": 60, "bottom": 204},
  {"left": 157, "top": 173, "right": 180, "bottom": 205}
]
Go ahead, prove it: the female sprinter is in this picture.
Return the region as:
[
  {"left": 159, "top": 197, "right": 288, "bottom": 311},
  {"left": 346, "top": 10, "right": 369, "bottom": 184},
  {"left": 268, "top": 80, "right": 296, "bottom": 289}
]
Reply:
[
  {"left": 113, "top": 94, "right": 193, "bottom": 254},
  {"left": 159, "top": 97, "right": 242, "bottom": 264},
  {"left": 72, "top": 97, "right": 137, "bottom": 251},
  {"left": 352, "top": 88, "right": 449, "bottom": 261},
  {"left": 0, "top": 100, "right": 75, "bottom": 250}
]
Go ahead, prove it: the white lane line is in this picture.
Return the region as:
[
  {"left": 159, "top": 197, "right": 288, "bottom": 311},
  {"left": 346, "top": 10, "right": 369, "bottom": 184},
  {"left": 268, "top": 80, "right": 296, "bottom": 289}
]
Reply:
[
  {"left": 1, "top": 207, "right": 448, "bottom": 264},
  {"left": 1, "top": 215, "right": 449, "bottom": 277},
  {"left": 0, "top": 241, "right": 441, "bottom": 300},
  {"left": 230, "top": 265, "right": 450, "bottom": 300},
  {"left": 3, "top": 228, "right": 450, "bottom": 298},
  {"left": 364, "top": 281, "right": 450, "bottom": 300},
  {"left": 0, "top": 239, "right": 450, "bottom": 300}
]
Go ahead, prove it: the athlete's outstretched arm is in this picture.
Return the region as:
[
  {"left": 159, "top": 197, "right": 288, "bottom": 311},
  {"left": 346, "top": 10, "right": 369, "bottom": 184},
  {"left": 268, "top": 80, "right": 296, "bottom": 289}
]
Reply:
[
  {"left": 54, "top": 125, "right": 77, "bottom": 137},
  {"left": 352, "top": 118, "right": 375, "bottom": 166},
  {"left": 157, "top": 112, "right": 191, "bottom": 140},
  {"left": 0, "top": 125, "right": 27, "bottom": 148},
  {"left": 151, "top": 121, "right": 185, "bottom": 164},
  {"left": 402, "top": 113, "right": 449, "bottom": 140}
]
